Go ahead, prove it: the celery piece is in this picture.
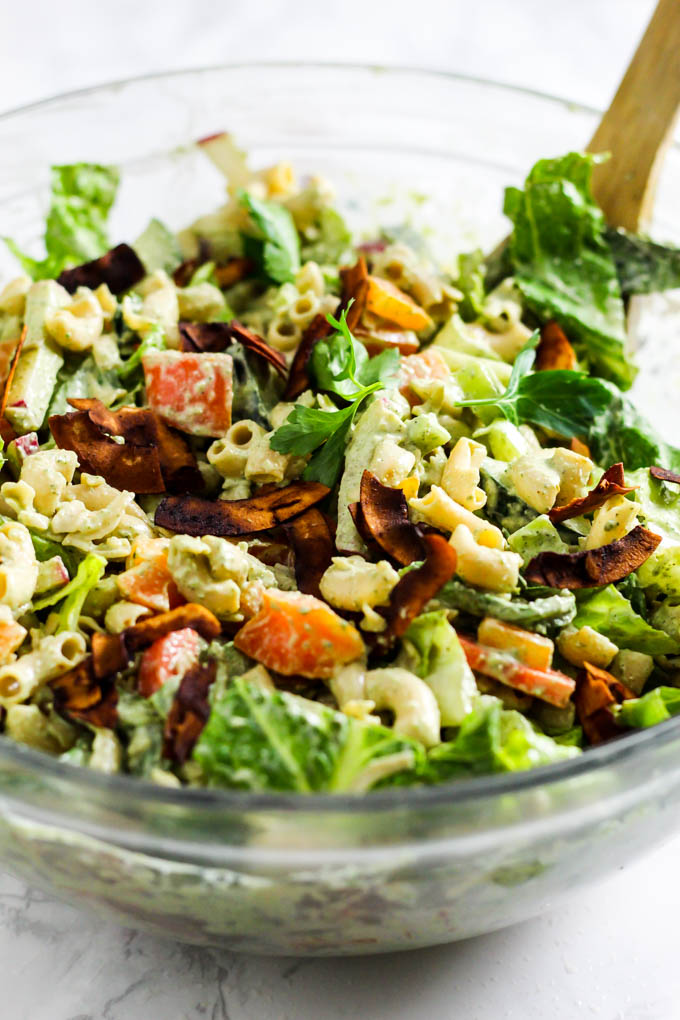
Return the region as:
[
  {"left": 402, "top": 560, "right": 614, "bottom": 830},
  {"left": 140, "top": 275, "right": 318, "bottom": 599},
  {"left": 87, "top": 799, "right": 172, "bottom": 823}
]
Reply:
[{"left": 5, "top": 340, "right": 64, "bottom": 432}]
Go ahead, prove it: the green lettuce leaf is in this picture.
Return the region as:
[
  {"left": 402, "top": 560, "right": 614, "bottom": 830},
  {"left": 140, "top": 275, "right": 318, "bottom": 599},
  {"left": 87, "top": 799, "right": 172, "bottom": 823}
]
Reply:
[
  {"left": 615, "top": 687, "right": 680, "bottom": 729},
  {"left": 605, "top": 226, "right": 680, "bottom": 298},
  {"left": 426, "top": 696, "right": 578, "bottom": 781},
  {"left": 454, "top": 249, "right": 487, "bottom": 321},
  {"left": 133, "top": 217, "right": 183, "bottom": 275},
  {"left": 573, "top": 585, "right": 679, "bottom": 655},
  {"left": 239, "top": 191, "right": 301, "bottom": 284},
  {"left": 401, "top": 611, "right": 477, "bottom": 726},
  {"left": 504, "top": 152, "right": 634, "bottom": 389},
  {"left": 193, "top": 678, "right": 424, "bottom": 793},
  {"left": 33, "top": 553, "right": 106, "bottom": 632},
  {"left": 5, "top": 163, "right": 119, "bottom": 280}
]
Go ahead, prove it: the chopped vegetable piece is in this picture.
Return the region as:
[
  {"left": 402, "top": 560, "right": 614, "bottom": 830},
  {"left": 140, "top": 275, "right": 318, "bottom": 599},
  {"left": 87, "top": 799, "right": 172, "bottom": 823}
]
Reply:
[
  {"left": 548, "top": 463, "right": 636, "bottom": 524},
  {"left": 365, "top": 276, "right": 433, "bottom": 331},
  {"left": 138, "top": 627, "right": 202, "bottom": 698},
  {"left": 525, "top": 526, "right": 661, "bottom": 588},
  {"left": 477, "top": 617, "right": 554, "bottom": 671},
  {"left": 155, "top": 481, "right": 330, "bottom": 537},
  {"left": 234, "top": 589, "right": 365, "bottom": 679},
  {"left": 398, "top": 347, "right": 450, "bottom": 405},
  {"left": 458, "top": 636, "right": 575, "bottom": 708},
  {"left": 0, "top": 324, "right": 26, "bottom": 418},
  {"left": 117, "top": 551, "right": 182, "bottom": 613},
  {"left": 143, "top": 349, "right": 233, "bottom": 437},
  {"left": 535, "top": 320, "right": 578, "bottom": 371},
  {"left": 91, "top": 603, "right": 221, "bottom": 679}
]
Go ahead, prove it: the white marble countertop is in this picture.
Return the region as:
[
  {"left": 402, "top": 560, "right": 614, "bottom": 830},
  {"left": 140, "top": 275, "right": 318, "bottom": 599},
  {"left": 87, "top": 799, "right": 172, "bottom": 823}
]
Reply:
[{"left": 2, "top": 0, "right": 678, "bottom": 1016}]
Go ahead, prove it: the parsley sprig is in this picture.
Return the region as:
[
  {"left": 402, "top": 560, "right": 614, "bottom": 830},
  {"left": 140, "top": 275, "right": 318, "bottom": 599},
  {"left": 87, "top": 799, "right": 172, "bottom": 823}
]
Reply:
[
  {"left": 270, "top": 306, "right": 399, "bottom": 487},
  {"left": 456, "top": 331, "right": 614, "bottom": 437}
]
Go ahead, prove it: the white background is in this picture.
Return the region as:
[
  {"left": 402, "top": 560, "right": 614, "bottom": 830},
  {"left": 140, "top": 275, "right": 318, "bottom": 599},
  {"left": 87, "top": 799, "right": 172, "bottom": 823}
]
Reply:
[{"left": 2, "top": 1, "right": 679, "bottom": 1017}]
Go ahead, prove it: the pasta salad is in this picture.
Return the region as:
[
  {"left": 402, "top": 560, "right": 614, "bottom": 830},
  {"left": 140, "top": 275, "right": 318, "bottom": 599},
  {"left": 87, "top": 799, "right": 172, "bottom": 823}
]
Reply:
[{"left": 1, "top": 136, "right": 680, "bottom": 793}]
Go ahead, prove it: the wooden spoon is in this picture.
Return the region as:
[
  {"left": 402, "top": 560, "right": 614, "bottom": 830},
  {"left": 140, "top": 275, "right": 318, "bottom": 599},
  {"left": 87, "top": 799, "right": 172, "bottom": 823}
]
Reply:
[{"left": 588, "top": 0, "right": 680, "bottom": 232}]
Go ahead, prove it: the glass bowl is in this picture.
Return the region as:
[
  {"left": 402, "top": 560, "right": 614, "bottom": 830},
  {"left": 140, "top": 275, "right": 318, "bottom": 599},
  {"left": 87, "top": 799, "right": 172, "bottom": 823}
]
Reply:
[{"left": 1, "top": 64, "right": 680, "bottom": 956}]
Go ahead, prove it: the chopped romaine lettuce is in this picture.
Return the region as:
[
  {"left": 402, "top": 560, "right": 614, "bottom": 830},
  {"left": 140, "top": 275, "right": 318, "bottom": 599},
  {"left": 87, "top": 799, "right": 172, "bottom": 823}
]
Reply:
[
  {"left": 504, "top": 152, "right": 633, "bottom": 389},
  {"left": 426, "top": 696, "right": 578, "bottom": 781},
  {"left": 33, "top": 553, "right": 106, "bottom": 632},
  {"left": 133, "top": 217, "right": 183, "bottom": 275},
  {"left": 193, "top": 678, "right": 424, "bottom": 793},
  {"left": 239, "top": 191, "right": 301, "bottom": 284},
  {"left": 5, "top": 163, "right": 119, "bottom": 280},
  {"left": 402, "top": 611, "right": 478, "bottom": 726},
  {"left": 615, "top": 687, "right": 680, "bottom": 729},
  {"left": 573, "top": 585, "right": 678, "bottom": 655}
]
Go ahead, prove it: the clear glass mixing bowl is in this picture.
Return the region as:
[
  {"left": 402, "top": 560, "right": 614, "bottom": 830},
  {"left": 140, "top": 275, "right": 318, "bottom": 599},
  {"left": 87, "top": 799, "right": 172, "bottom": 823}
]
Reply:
[{"left": 1, "top": 64, "right": 680, "bottom": 956}]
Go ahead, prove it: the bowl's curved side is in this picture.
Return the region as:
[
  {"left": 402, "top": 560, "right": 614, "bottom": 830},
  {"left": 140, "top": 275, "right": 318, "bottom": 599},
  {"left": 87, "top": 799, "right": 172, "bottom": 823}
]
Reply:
[{"left": 1, "top": 64, "right": 680, "bottom": 953}]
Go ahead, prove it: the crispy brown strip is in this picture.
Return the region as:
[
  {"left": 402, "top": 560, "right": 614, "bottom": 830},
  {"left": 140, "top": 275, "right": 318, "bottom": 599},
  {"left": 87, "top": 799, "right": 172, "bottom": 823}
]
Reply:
[
  {"left": 179, "top": 321, "right": 287, "bottom": 376},
  {"left": 359, "top": 470, "right": 425, "bottom": 566},
  {"left": 574, "top": 662, "right": 635, "bottom": 745},
  {"left": 91, "top": 604, "right": 222, "bottom": 680},
  {"left": 347, "top": 502, "right": 384, "bottom": 559},
  {"left": 57, "top": 243, "right": 145, "bottom": 295},
  {"left": 285, "top": 508, "right": 335, "bottom": 599},
  {"left": 340, "top": 256, "right": 370, "bottom": 331},
  {"left": 163, "top": 660, "right": 216, "bottom": 764},
  {"left": 525, "top": 525, "right": 661, "bottom": 589},
  {"left": 50, "top": 408, "right": 166, "bottom": 493},
  {"left": 536, "top": 320, "right": 578, "bottom": 371},
  {"left": 283, "top": 256, "right": 369, "bottom": 400},
  {"left": 52, "top": 399, "right": 201, "bottom": 494},
  {"left": 50, "top": 659, "right": 118, "bottom": 728},
  {"left": 155, "top": 481, "right": 330, "bottom": 537},
  {"left": 650, "top": 465, "right": 680, "bottom": 485},
  {"left": 548, "top": 463, "right": 636, "bottom": 525},
  {"left": 372, "top": 533, "right": 458, "bottom": 654},
  {"left": 0, "top": 324, "right": 27, "bottom": 417}
]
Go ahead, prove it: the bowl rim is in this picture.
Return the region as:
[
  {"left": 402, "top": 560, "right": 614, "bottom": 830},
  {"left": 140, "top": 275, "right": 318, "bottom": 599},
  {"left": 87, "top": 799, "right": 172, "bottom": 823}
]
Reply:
[{"left": 1, "top": 60, "right": 679, "bottom": 817}]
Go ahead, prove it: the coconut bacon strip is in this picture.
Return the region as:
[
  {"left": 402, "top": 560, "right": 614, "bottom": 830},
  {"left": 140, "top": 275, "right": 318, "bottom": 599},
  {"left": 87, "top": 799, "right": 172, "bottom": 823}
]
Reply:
[
  {"left": 372, "top": 533, "right": 457, "bottom": 655},
  {"left": 574, "top": 662, "right": 636, "bottom": 745},
  {"left": 57, "top": 243, "right": 145, "bottom": 295},
  {"left": 285, "top": 508, "right": 335, "bottom": 600},
  {"left": 359, "top": 470, "right": 425, "bottom": 566},
  {"left": 163, "top": 660, "right": 217, "bottom": 763},
  {"left": 525, "top": 525, "right": 661, "bottom": 589},
  {"left": 548, "top": 463, "right": 636, "bottom": 525},
  {"left": 179, "top": 320, "right": 287, "bottom": 376},
  {"left": 650, "top": 465, "right": 680, "bottom": 485},
  {"left": 155, "top": 481, "right": 330, "bottom": 537}
]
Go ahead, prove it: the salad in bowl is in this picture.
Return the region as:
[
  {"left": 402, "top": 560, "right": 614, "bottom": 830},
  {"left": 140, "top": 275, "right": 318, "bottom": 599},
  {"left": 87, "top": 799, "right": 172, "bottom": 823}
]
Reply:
[{"left": 1, "top": 134, "right": 680, "bottom": 796}]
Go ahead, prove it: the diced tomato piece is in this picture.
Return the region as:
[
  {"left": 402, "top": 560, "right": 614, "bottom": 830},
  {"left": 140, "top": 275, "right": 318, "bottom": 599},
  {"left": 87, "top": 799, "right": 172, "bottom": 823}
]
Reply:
[
  {"left": 117, "top": 548, "right": 183, "bottom": 612},
  {"left": 234, "top": 589, "right": 365, "bottom": 679},
  {"left": 477, "top": 617, "right": 554, "bottom": 671},
  {"left": 138, "top": 627, "right": 202, "bottom": 697},
  {"left": 143, "top": 349, "right": 233, "bottom": 437},
  {"left": 458, "top": 635, "right": 575, "bottom": 708},
  {"left": 365, "top": 276, "right": 433, "bottom": 331},
  {"left": 398, "top": 347, "right": 450, "bottom": 405}
]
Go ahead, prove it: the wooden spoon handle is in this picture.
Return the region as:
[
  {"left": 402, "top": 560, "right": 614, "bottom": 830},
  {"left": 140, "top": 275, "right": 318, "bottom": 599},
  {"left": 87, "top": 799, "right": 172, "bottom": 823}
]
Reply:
[{"left": 588, "top": 0, "right": 680, "bottom": 231}]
